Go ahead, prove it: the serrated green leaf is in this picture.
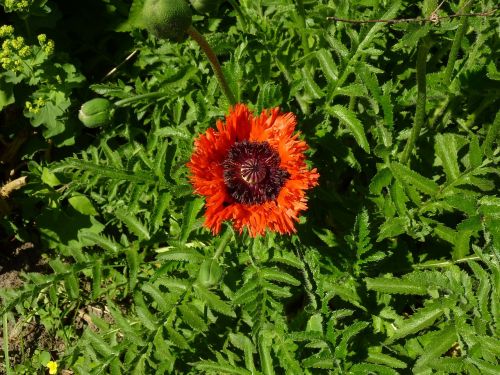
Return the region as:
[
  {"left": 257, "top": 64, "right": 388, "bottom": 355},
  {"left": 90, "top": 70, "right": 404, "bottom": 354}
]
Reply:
[
  {"left": 335, "top": 321, "right": 370, "bottom": 359},
  {"left": 260, "top": 267, "right": 301, "bottom": 286},
  {"left": 435, "top": 133, "right": 461, "bottom": 181},
  {"left": 349, "top": 363, "right": 399, "bottom": 375},
  {"left": 328, "top": 105, "right": 370, "bottom": 152},
  {"left": 359, "top": 63, "right": 382, "bottom": 113},
  {"left": 467, "top": 357, "right": 500, "bottom": 375},
  {"left": 469, "top": 135, "right": 482, "bottom": 169},
  {"left": 386, "top": 302, "right": 445, "bottom": 344},
  {"left": 303, "top": 350, "right": 335, "bottom": 369},
  {"left": 194, "top": 360, "right": 251, "bottom": 375},
  {"left": 367, "top": 351, "right": 407, "bottom": 369},
  {"left": 336, "top": 83, "right": 368, "bottom": 97},
  {"left": 41, "top": 168, "right": 61, "bottom": 187},
  {"left": 301, "top": 67, "right": 323, "bottom": 99},
  {"left": 68, "top": 194, "right": 97, "bottom": 215},
  {"left": 84, "top": 328, "right": 117, "bottom": 358},
  {"left": 109, "top": 357, "right": 122, "bottom": 375},
  {"left": 262, "top": 280, "right": 291, "bottom": 298},
  {"left": 108, "top": 300, "right": 145, "bottom": 346},
  {"left": 258, "top": 333, "right": 275, "bottom": 375},
  {"left": 126, "top": 247, "right": 139, "bottom": 291},
  {"left": 80, "top": 231, "right": 121, "bottom": 253},
  {"left": 444, "top": 194, "right": 477, "bottom": 215},
  {"left": 229, "top": 333, "right": 256, "bottom": 373},
  {"left": 390, "top": 162, "right": 438, "bottom": 196},
  {"left": 316, "top": 49, "right": 338, "bottom": 82},
  {"left": 134, "top": 292, "right": 158, "bottom": 331},
  {"left": 482, "top": 110, "right": 499, "bottom": 158},
  {"left": 91, "top": 260, "right": 102, "bottom": 300},
  {"left": 194, "top": 283, "right": 236, "bottom": 317},
  {"left": 377, "top": 217, "right": 407, "bottom": 241},
  {"left": 433, "top": 224, "right": 456, "bottom": 244},
  {"left": 366, "top": 277, "right": 428, "bottom": 295},
  {"left": 64, "top": 272, "right": 80, "bottom": 299},
  {"left": 180, "top": 198, "right": 204, "bottom": 243},
  {"left": 413, "top": 325, "right": 456, "bottom": 370},
  {"left": 453, "top": 230, "right": 471, "bottom": 260},
  {"left": 156, "top": 247, "right": 204, "bottom": 262},
  {"left": 115, "top": 0, "right": 145, "bottom": 31},
  {"left": 115, "top": 208, "right": 150, "bottom": 240},
  {"left": 166, "top": 326, "right": 189, "bottom": 349},
  {"left": 427, "top": 357, "right": 465, "bottom": 373},
  {"left": 370, "top": 167, "right": 393, "bottom": 195},
  {"left": 233, "top": 277, "right": 259, "bottom": 305},
  {"left": 141, "top": 283, "right": 172, "bottom": 313},
  {"left": 390, "top": 181, "right": 408, "bottom": 217},
  {"left": 178, "top": 304, "right": 208, "bottom": 332},
  {"left": 256, "top": 82, "right": 282, "bottom": 112}
]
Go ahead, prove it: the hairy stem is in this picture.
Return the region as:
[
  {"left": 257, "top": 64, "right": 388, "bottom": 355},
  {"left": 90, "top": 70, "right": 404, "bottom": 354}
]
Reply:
[
  {"left": 186, "top": 25, "right": 237, "bottom": 106},
  {"left": 400, "top": 38, "right": 431, "bottom": 164},
  {"left": 227, "top": 0, "right": 248, "bottom": 29},
  {"left": 213, "top": 228, "right": 232, "bottom": 260},
  {"left": 443, "top": 2, "right": 472, "bottom": 84},
  {"left": 296, "top": 0, "right": 310, "bottom": 55},
  {"left": 3, "top": 314, "right": 12, "bottom": 375},
  {"left": 114, "top": 92, "right": 170, "bottom": 107},
  {"left": 463, "top": 96, "right": 497, "bottom": 130}
]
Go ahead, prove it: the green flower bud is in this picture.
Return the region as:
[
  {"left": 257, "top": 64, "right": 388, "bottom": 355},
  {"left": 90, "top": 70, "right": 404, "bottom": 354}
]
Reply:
[
  {"left": 190, "top": 0, "right": 221, "bottom": 14},
  {"left": 142, "top": 0, "right": 192, "bottom": 41},
  {"left": 197, "top": 259, "right": 223, "bottom": 287},
  {"left": 78, "top": 98, "right": 114, "bottom": 128}
]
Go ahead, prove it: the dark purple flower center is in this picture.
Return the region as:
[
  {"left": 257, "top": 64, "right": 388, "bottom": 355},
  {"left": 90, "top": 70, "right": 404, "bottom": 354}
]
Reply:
[{"left": 222, "top": 140, "right": 289, "bottom": 205}]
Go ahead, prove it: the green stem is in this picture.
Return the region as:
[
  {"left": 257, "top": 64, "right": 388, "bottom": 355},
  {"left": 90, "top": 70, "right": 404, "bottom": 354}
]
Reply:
[
  {"left": 186, "top": 25, "right": 237, "bottom": 106},
  {"left": 413, "top": 255, "right": 481, "bottom": 269},
  {"left": 227, "top": 0, "right": 248, "bottom": 29},
  {"left": 23, "top": 17, "right": 31, "bottom": 39},
  {"left": 443, "top": 1, "right": 472, "bottom": 84},
  {"left": 3, "top": 314, "right": 12, "bottom": 375},
  {"left": 274, "top": 55, "right": 309, "bottom": 114},
  {"left": 113, "top": 92, "right": 169, "bottom": 107},
  {"left": 348, "top": 95, "right": 356, "bottom": 112},
  {"left": 212, "top": 228, "right": 232, "bottom": 260},
  {"left": 462, "top": 96, "right": 497, "bottom": 130},
  {"left": 296, "top": 0, "right": 310, "bottom": 55},
  {"left": 400, "top": 38, "right": 431, "bottom": 165}
]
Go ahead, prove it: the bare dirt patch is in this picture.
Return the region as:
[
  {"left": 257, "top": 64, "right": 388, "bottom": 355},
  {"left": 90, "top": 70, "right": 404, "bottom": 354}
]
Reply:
[{"left": 0, "top": 240, "right": 62, "bottom": 374}]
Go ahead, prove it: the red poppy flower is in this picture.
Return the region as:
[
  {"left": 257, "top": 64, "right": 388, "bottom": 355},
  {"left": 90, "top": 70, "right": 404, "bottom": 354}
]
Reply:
[{"left": 187, "top": 104, "right": 319, "bottom": 237}]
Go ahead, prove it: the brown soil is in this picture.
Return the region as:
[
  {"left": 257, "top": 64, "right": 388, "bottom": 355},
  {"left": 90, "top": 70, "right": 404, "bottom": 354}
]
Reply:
[{"left": 0, "top": 240, "right": 64, "bottom": 374}]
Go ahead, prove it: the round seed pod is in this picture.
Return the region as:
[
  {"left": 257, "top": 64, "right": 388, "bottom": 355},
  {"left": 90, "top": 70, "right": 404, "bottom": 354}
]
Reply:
[
  {"left": 142, "top": 0, "right": 192, "bottom": 41},
  {"left": 197, "top": 259, "right": 223, "bottom": 287},
  {"left": 78, "top": 98, "right": 114, "bottom": 128}
]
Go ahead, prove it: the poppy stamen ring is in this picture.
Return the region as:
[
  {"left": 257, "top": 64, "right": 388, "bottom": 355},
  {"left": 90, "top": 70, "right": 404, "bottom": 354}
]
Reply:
[{"left": 222, "top": 140, "right": 289, "bottom": 205}]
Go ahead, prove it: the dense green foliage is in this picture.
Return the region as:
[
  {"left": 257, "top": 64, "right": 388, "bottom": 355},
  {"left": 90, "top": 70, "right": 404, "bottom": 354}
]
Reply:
[{"left": 1, "top": 0, "right": 499, "bottom": 374}]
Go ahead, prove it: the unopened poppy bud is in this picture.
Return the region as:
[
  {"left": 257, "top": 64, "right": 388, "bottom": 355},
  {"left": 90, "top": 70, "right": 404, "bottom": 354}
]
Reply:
[
  {"left": 197, "top": 259, "right": 223, "bottom": 287},
  {"left": 143, "top": 0, "right": 192, "bottom": 41},
  {"left": 78, "top": 98, "right": 114, "bottom": 128}
]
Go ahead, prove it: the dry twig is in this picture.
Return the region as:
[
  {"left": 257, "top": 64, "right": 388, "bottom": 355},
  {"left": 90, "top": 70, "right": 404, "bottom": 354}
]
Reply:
[
  {"left": 327, "top": 6, "right": 499, "bottom": 24},
  {"left": 0, "top": 176, "right": 27, "bottom": 199}
]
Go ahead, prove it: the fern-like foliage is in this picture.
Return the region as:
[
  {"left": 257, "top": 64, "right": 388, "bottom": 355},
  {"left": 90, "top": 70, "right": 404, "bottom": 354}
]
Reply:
[{"left": 366, "top": 247, "right": 500, "bottom": 373}]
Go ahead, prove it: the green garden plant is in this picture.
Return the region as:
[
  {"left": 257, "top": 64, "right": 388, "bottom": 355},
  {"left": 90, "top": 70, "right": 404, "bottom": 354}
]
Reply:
[{"left": 0, "top": 0, "right": 498, "bottom": 374}]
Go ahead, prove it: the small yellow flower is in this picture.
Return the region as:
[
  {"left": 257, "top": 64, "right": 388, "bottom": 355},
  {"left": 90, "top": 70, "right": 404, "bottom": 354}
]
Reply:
[
  {"left": 0, "top": 25, "right": 14, "bottom": 38},
  {"left": 19, "top": 45, "right": 31, "bottom": 57},
  {"left": 46, "top": 360, "right": 58, "bottom": 374},
  {"left": 37, "top": 33, "right": 47, "bottom": 44},
  {"left": 35, "top": 97, "right": 45, "bottom": 107},
  {"left": 43, "top": 40, "right": 55, "bottom": 55}
]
